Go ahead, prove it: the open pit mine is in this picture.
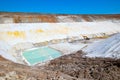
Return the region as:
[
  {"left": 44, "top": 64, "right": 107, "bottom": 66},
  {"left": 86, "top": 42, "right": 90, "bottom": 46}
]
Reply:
[{"left": 0, "top": 12, "right": 120, "bottom": 80}]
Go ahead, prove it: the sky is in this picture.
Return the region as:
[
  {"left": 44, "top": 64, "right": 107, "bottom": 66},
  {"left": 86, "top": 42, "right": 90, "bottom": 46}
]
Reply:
[{"left": 0, "top": 0, "right": 120, "bottom": 14}]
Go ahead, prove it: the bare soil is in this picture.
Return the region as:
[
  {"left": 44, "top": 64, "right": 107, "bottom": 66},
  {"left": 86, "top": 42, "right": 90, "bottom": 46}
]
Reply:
[
  {"left": 0, "top": 50, "right": 120, "bottom": 80},
  {"left": 44, "top": 50, "right": 120, "bottom": 80},
  {"left": 0, "top": 56, "right": 77, "bottom": 80}
]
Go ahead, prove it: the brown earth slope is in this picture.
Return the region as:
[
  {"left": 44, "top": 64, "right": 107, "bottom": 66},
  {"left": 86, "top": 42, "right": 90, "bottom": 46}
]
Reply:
[
  {"left": 0, "top": 56, "right": 77, "bottom": 80},
  {"left": 44, "top": 51, "right": 120, "bottom": 80},
  {"left": 0, "top": 50, "right": 120, "bottom": 80}
]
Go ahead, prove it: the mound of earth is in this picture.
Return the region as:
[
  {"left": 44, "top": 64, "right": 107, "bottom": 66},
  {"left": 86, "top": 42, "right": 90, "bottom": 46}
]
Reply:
[
  {"left": 0, "top": 56, "right": 77, "bottom": 80},
  {"left": 44, "top": 51, "right": 120, "bottom": 80},
  {"left": 1, "top": 50, "right": 120, "bottom": 80}
]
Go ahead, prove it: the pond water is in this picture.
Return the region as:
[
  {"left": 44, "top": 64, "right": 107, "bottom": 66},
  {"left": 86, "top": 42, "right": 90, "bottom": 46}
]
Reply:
[{"left": 22, "top": 47, "right": 62, "bottom": 65}]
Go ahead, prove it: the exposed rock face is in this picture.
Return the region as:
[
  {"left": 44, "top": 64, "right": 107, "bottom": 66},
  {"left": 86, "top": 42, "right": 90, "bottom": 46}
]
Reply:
[{"left": 0, "top": 12, "right": 120, "bottom": 23}]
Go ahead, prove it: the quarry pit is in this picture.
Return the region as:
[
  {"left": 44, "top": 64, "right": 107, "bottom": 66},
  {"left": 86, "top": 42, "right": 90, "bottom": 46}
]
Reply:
[{"left": 0, "top": 13, "right": 120, "bottom": 80}]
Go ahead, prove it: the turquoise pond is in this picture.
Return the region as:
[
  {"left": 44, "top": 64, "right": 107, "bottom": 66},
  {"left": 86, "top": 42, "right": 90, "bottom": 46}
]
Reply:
[{"left": 22, "top": 47, "right": 62, "bottom": 65}]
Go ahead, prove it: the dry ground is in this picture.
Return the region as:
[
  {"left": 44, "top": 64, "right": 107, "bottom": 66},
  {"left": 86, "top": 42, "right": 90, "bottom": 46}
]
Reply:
[
  {"left": 44, "top": 51, "right": 120, "bottom": 80},
  {"left": 0, "top": 50, "right": 120, "bottom": 80}
]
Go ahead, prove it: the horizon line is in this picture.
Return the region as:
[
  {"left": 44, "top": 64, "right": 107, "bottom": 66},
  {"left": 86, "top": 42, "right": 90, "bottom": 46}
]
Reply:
[{"left": 0, "top": 11, "right": 120, "bottom": 15}]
